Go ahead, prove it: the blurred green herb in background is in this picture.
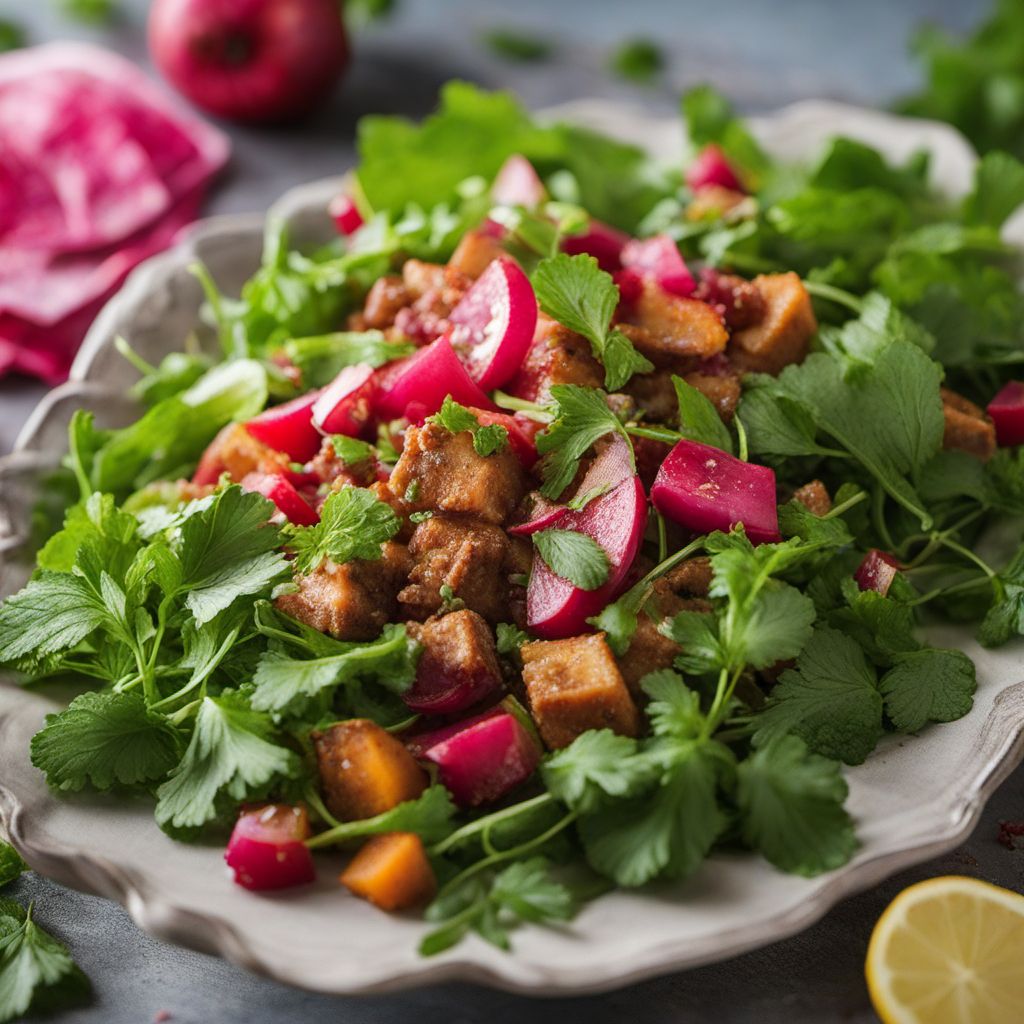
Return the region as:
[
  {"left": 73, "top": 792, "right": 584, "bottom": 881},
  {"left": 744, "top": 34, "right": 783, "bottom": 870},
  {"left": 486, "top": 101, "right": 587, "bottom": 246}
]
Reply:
[
  {"left": 0, "top": 20, "right": 23, "bottom": 52},
  {"left": 609, "top": 38, "right": 664, "bottom": 83},
  {"left": 58, "top": 0, "right": 117, "bottom": 24},
  {"left": 899, "top": 0, "right": 1024, "bottom": 158},
  {"left": 483, "top": 28, "right": 553, "bottom": 63}
]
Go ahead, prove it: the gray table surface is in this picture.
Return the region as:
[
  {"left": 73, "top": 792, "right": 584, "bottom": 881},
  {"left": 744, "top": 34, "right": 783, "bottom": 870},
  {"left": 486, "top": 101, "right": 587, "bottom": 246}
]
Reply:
[{"left": 2, "top": 1, "right": 1023, "bottom": 1022}]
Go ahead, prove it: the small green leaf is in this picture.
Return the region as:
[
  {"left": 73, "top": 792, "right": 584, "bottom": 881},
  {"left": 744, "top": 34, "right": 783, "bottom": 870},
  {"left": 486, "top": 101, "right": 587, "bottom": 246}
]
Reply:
[{"left": 533, "top": 529, "right": 610, "bottom": 591}]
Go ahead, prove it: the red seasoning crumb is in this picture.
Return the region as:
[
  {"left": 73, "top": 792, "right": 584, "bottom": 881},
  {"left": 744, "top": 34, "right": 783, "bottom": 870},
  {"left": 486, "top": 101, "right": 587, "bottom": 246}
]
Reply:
[{"left": 996, "top": 820, "right": 1024, "bottom": 850}]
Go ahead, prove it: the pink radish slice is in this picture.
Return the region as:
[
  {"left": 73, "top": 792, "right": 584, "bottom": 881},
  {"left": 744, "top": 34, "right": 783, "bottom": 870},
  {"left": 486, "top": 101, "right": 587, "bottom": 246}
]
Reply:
[
  {"left": 403, "top": 705, "right": 504, "bottom": 760},
  {"left": 240, "top": 471, "right": 320, "bottom": 526},
  {"left": 417, "top": 712, "right": 541, "bottom": 808},
  {"left": 987, "top": 381, "right": 1024, "bottom": 447},
  {"left": 854, "top": 549, "right": 901, "bottom": 596},
  {"left": 561, "top": 219, "right": 629, "bottom": 272},
  {"left": 311, "top": 363, "right": 376, "bottom": 437},
  {"left": 509, "top": 495, "right": 569, "bottom": 537},
  {"left": 225, "top": 804, "right": 316, "bottom": 891},
  {"left": 245, "top": 390, "right": 325, "bottom": 462},
  {"left": 374, "top": 335, "right": 498, "bottom": 420},
  {"left": 448, "top": 258, "right": 538, "bottom": 391},
  {"left": 651, "top": 439, "right": 780, "bottom": 544},
  {"left": 621, "top": 234, "right": 696, "bottom": 298},
  {"left": 491, "top": 154, "right": 547, "bottom": 207},
  {"left": 686, "top": 143, "right": 745, "bottom": 193},
  {"left": 329, "top": 194, "right": 364, "bottom": 236},
  {"left": 402, "top": 645, "right": 503, "bottom": 716},
  {"left": 527, "top": 474, "right": 648, "bottom": 639}
]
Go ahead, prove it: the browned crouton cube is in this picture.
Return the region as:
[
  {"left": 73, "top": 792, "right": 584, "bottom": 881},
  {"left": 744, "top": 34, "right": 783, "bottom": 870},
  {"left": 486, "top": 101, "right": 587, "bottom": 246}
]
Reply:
[
  {"left": 792, "top": 479, "right": 832, "bottom": 516},
  {"left": 198, "top": 422, "right": 291, "bottom": 483},
  {"left": 941, "top": 387, "right": 996, "bottom": 462},
  {"left": 388, "top": 422, "right": 525, "bottom": 525},
  {"left": 507, "top": 316, "right": 604, "bottom": 403},
  {"left": 683, "top": 370, "right": 742, "bottom": 422},
  {"left": 622, "top": 279, "right": 729, "bottom": 370},
  {"left": 405, "top": 610, "right": 503, "bottom": 710},
  {"left": 362, "top": 276, "right": 413, "bottom": 329},
  {"left": 313, "top": 720, "right": 427, "bottom": 822},
  {"left": 401, "top": 259, "right": 447, "bottom": 299},
  {"left": 664, "top": 557, "right": 713, "bottom": 597},
  {"left": 399, "top": 515, "right": 524, "bottom": 624},
  {"left": 625, "top": 370, "right": 679, "bottom": 423},
  {"left": 617, "top": 613, "right": 681, "bottom": 698},
  {"left": 275, "top": 542, "right": 410, "bottom": 641},
  {"left": 448, "top": 229, "right": 508, "bottom": 279},
  {"left": 521, "top": 634, "right": 641, "bottom": 750},
  {"left": 730, "top": 272, "right": 816, "bottom": 375}
]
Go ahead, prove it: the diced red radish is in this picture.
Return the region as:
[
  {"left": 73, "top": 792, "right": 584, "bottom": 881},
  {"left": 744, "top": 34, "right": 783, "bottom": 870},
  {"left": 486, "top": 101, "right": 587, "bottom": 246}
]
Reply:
[
  {"left": 225, "top": 804, "right": 316, "bottom": 891},
  {"left": 479, "top": 217, "right": 506, "bottom": 239},
  {"left": 510, "top": 494, "right": 569, "bottom": 537},
  {"left": 415, "top": 712, "right": 541, "bottom": 808},
  {"left": 613, "top": 267, "right": 644, "bottom": 306},
  {"left": 491, "top": 154, "right": 547, "bottom": 207},
  {"left": 240, "top": 471, "right": 320, "bottom": 526},
  {"left": 374, "top": 335, "right": 498, "bottom": 421},
  {"left": 651, "top": 439, "right": 780, "bottom": 544},
  {"left": 244, "top": 391, "right": 324, "bottom": 462},
  {"left": 621, "top": 234, "right": 696, "bottom": 298},
  {"left": 311, "top": 363, "right": 376, "bottom": 437},
  {"left": 448, "top": 258, "right": 538, "bottom": 391},
  {"left": 561, "top": 220, "right": 629, "bottom": 272},
  {"left": 686, "top": 143, "right": 745, "bottom": 193},
  {"left": 854, "top": 549, "right": 901, "bottom": 597},
  {"left": 329, "top": 194, "right": 364, "bottom": 236},
  {"left": 465, "top": 408, "right": 540, "bottom": 468},
  {"left": 987, "top": 381, "right": 1024, "bottom": 447},
  {"left": 528, "top": 437, "right": 647, "bottom": 639},
  {"left": 402, "top": 643, "right": 503, "bottom": 715},
  {"left": 403, "top": 706, "right": 504, "bottom": 760}
]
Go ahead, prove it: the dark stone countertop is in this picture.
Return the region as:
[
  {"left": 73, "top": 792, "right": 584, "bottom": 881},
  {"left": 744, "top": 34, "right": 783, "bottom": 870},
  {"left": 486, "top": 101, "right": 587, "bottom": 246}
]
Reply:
[{"left": 3, "top": 2, "right": 1022, "bottom": 1021}]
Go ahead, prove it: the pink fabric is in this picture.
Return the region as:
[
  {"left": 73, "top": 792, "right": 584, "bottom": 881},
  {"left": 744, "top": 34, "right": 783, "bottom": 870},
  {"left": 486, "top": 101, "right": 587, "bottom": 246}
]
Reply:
[{"left": 0, "top": 43, "right": 230, "bottom": 382}]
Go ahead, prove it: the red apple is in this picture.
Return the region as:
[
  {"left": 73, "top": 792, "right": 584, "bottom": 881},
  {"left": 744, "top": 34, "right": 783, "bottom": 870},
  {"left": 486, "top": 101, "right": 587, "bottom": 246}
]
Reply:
[{"left": 148, "top": 0, "right": 349, "bottom": 123}]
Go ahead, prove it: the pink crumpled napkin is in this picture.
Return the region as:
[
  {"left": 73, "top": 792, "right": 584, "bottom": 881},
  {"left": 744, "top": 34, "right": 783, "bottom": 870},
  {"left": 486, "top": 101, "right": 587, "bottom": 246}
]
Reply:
[{"left": 0, "top": 43, "right": 230, "bottom": 383}]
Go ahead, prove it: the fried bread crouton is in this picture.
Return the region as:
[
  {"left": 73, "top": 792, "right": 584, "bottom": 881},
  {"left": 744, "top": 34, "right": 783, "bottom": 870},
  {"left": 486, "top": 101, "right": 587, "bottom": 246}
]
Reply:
[
  {"left": 792, "top": 479, "right": 832, "bottom": 516},
  {"left": 521, "top": 633, "right": 641, "bottom": 749},
  {"left": 388, "top": 422, "right": 525, "bottom": 525},
  {"left": 506, "top": 315, "right": 604, "bottom": 402},
  {"left": 275, "top": 542, "right": 410, "bottom": 641},
  {"left": 730, "top": 272, "right": 816, "bottom": 375},
  {"left": 941, "top": 387, "right": 997, "bottom": 461},
  {"left": 622, "top": 279, "right": 729, "bottom": 369}
]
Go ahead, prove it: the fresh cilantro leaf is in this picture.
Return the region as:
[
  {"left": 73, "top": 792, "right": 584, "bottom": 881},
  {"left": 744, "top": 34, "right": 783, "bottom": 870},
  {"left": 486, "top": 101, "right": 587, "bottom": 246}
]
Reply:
[
  {"left": 979, "top": 543, "right": 1024, "bottom": 647},
  {"left": 154, "top": 692, "right": 297, "bottom": 833},
  {"left": 818, "top": 291, "right": 935, "bottom": 366},
  {"left": 309, "top": 786, "right": 456, "bottom": 848},
  {"left": 0, "top": 573, "right": 109, "bottom": 665},
  {"left": 761, "top": 342, "right": 945, "bottom": 527},
  {"left": 0, "top": 845, "right": 25, "bottom": 889},
  {"left": 963, "top": 151, "right": 1024, "bottom": 228},
  {"left": 533, "top": 529, "right": 610, "bottom": 591},
  {"left": 663, "top": 610, "right": 725, "bottom": 673},
  {"left": 828, "top": 585, "right": 919, "bottom": 661},
  {"left": 175, "top": 485, "right": 288, "bottom": 625},
  {"left": 754, "top": 627, "right": 884, "bottom": 765},
  {"left": 609, "top": 39, "right": 663, "bottom": 84},
  {"left": 541, "top": 730, "right": 652, "bottom": 814},
  {"left": 30, "top": 692, "right": 183, "bottom": 792},
  {"left": 250, "top": 624, "right": 417, "bottom": 713},
  {"left": 672, "top": 375, "right": 733, "bottom": 452},
  {"left": 878, "top": 649, "right": 976, "bottom": 733},
  {"left": 535, "top": 385, "right": 634, "bottom": 499},
  {"left": 482, "top": 29, "right": 553, "bottom": 62},
  {"left": 283, "top": 332, "right": 414, "bottom": 388},
  {"left": 427, "top": 397, "right": 509, "bottom": 457},
  {"left": 642, "top": 670, "right": 708, "bottom": 740},
  {"left": 532, "top": 253, "right": 652, "bottom": 389},
  {"left": 495, "top": 622, "right": 529, "bottom": 656},
  {"left": 777, "top": 499, "right": 854, "bottom": 548},
  {"left": 738, "top": 388, "right": 836, "bottom": 459},
  {"left": 737, "top": 734, "right": 857, "bottom": 876},
  {"left": 36, "top": 492, "right": 138, "bottom": 574},
  {"left": 0, "top": 904, "right": 90, "bottom": 1024},
  {"left": 285, "top": 486, "right": 400, "bottom": 576},
  {"left": 331, "top": 434, "right": 376, "bottom": 467},
  {"left": 577, "top": 740, "right": 727, "bottom": 886}
]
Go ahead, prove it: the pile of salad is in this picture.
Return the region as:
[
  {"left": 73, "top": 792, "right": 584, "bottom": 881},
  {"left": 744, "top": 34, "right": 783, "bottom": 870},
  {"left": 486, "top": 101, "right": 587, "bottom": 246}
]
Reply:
[{"left": 4, "top": 82, "right": 1024, "bottom": 956}]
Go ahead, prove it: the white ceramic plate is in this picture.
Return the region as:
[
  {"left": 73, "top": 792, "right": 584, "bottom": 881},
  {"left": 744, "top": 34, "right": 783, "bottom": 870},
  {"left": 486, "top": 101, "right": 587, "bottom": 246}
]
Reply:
[{"left": 2, "top": 100, "right": 1024, "bottom": 997}]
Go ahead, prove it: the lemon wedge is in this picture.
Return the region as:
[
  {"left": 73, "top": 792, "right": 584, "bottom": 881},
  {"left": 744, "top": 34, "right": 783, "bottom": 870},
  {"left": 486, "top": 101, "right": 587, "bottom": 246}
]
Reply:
[{"left": 866, "top": 875, "right": 1024, "bottom": 1024}]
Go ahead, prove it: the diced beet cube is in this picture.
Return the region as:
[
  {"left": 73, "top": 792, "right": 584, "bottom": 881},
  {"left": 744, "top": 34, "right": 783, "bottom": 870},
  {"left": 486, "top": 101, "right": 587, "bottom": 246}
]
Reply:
[
  {"left": 686, "top": 143, "right": 745, "bottom": 193},
  {"left": 621, "top": 234, "right": 696, "bottom": 298},
  {"left": 561, "top": 220, "right": 629, "bottom": 272},
  {"left": 415, "top": 711, "right": 540, "bottom": 808},
  {"left": 613, "top": 267, "right": 645, "bottom": 306},
  {"left": 329, "top": 194, "right": 364, "bottom": 236},
  {"left": 245, "top": 391, "right": 324, "bottom": 462},
  {"left": 987, "top": 381, "right": 1024, "bottom": 447},
  {"left": 854, "top": 549, "right": 901, "bottom": 597},
  {"left": 651, "top": 439, "right": 780, "bottom": 544},
  {"left": 240, "top": 471, "right": 319, "bottom": 526},
  {"left": 225, "top": 804, "right": 315, "bottom": 891}
]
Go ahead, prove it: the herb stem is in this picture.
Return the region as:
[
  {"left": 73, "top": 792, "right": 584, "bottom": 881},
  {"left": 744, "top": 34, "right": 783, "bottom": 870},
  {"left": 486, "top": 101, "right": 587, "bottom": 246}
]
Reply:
[
  {"left": 802, "top": 280, "right": 865, "bottom": 314},
  {"left": 492, "top": 392, "right": 553, "bottom": 422},
  {"left": 824, "top": 488, "right": 868, "bottom": 519},
  {"left": 735, "top": 415, "right": 749, "bottom": 463},
  {"left": 626, "top": 424, "right": 684, "bottom": 445},
  {"left": 656, "top": 510, "right": 668, "bottom": 564},
  {"left": 428, "top": 792, "right": 556, "bottom": 858},
  {"left": 937, "top": 536, "right": 997, "bottom": 579}
]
